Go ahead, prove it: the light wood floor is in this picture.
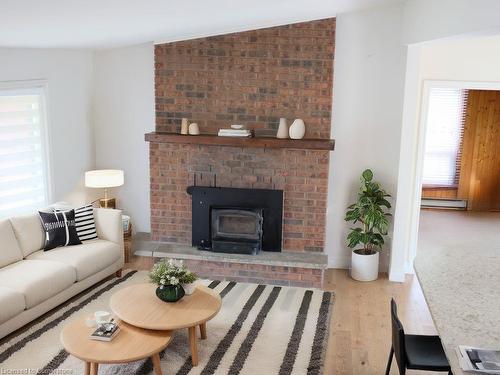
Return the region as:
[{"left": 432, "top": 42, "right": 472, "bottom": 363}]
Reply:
[
  {"left": 125, "top": 256, "right": 435, "bottom": 374},
  {"left": 323, "top": 270, "right": 438, "bottom": 374}
]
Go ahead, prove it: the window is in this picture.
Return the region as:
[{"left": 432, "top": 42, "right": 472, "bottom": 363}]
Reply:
[
  {"left": 422, "top": 88, "right": 468, "bottom": 187},
  {"left": 0, "top": 83, "right": 50, "bottom": 218}
]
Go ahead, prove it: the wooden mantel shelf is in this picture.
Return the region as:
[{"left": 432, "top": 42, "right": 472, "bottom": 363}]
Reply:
[{"left": 145, "top": 132, "right": 335, "bottom": 151}]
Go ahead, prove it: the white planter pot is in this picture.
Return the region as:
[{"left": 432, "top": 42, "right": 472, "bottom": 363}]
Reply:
[
  {"left": 350, "top": 250, "right": 379, "bottom": 282},
  {"left": 182, "top": 282, "right": 197, "bottom": 295}
]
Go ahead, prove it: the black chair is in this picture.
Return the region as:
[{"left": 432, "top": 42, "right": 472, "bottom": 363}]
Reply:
[{"left": 385, "top": 298, "right": 452, "bottom": 375}]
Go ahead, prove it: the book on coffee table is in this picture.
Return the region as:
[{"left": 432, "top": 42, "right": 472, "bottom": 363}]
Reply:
[{"left": 90, "top": 321, "right": 120, "bottom": 342}]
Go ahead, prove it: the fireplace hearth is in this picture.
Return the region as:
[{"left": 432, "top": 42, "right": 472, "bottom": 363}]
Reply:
[{"left": 187, "top": 186, "right": 283, "bottom": 254}]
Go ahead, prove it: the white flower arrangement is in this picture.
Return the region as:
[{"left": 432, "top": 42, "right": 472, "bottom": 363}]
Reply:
[{"left": 149, "top": 259, "right": 197, "bottom": 287}]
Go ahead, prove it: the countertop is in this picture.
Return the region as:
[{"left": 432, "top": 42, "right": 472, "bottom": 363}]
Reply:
[{"left": 414, "top": 210, "right": 500, "bottom": 375}]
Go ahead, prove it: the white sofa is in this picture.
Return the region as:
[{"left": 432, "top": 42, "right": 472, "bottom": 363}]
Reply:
[{"left": 0, "top": 208, "right": 124, "bottom": 338}]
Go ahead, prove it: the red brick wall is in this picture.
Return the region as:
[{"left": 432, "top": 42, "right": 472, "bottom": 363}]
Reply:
[
  {"left": 150, "top": 143, "right": 329, "bottom": 251},
  {"left": 155, "top": 18, "right": 335, "bottom": 138},
  {"left": 171, "top": 259, "right": 324, "bottom": 288},
  {"left": 150, "top": 18, "right": 335, "bottom": 252}
]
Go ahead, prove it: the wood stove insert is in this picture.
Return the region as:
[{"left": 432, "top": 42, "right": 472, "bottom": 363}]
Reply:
[{"left": 187, "top": 186, "right": 283, "bottom": 254}]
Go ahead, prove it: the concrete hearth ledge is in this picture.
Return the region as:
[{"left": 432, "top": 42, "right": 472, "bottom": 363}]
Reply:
[{"left": 133, "top": 233, "right": 328, "bottom": 269}]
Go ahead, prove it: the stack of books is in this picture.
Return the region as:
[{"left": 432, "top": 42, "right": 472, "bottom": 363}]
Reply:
[
  {"left": 218, "top": 128, "right": 254, "bottom": 138},
  {"left": 90, "top": 320, "right": 120, "bottom": 342}
]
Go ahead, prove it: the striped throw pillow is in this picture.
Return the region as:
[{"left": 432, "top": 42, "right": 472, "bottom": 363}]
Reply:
[{"left": 75, "top": 205, "right": 98, "bottom": 242}]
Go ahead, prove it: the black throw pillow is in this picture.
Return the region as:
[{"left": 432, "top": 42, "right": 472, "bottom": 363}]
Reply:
[{"left": 39, "top": 209, "right": 82, "bottom": 251}]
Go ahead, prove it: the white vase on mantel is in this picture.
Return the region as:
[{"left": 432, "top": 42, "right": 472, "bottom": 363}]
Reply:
[
  {"left": 289, "top": 119, "right": 305, "bottom": 139},
  {"left": 188, "top": 123, "right": 200, "bottom": 135},
  {"left": 276, "top": 118, "right": 289, "bottom": 139}
]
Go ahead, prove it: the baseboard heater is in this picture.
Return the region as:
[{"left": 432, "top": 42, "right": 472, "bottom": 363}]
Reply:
[{"left": 421, "top": 198, "right": 468, "bottom": 210}]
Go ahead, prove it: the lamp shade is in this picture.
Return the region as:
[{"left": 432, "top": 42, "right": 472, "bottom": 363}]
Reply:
[{"left": 85, "top": 170, "right": 124, "bottom": 188}]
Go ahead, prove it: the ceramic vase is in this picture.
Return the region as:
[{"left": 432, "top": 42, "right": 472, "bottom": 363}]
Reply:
[
  {"left": 182, "top": 282, "right": 196, "bottom": 295},
  {"left": 289, "top": 119, "right": 305, "bottom": 139},
  {"left": 181, "top": 118, "right": 189, "bottom": 135},
  {"left": 156, "top": 284, "right": 185, "bottom": 302},
  {"left": 188, "top": 123, "right": 200, "bottom": 135},
  {"left": 276, "top": 118, "right": 288, "bottom": 139}
]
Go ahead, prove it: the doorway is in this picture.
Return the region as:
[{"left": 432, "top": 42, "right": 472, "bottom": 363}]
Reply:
[
  {"left": 393, "top": 80, "right": 500, "bottom": 279},
  {"left": 420, "top": 88, "right": 500, "bottom": 211}
]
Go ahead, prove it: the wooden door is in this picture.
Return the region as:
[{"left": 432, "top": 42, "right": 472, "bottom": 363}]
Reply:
[{"left": 458, "top": 90, "right": 500, "bottom": 211}]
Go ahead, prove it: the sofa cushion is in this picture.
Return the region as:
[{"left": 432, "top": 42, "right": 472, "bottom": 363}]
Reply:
[
  {"left": 9, "top": 214, "right": 45, "bottom": 257},
  {"left": 0, "top": 260, "right": 76, "bottom": 309},
  {"left": 0, "top": 287, "right": 26, "bottom": 324},
  {"left": 27, "top": 240, "right": 121, "bottom": 281},
  {"left": 0, "top": 219, "right": 24, "bottom": 268}
]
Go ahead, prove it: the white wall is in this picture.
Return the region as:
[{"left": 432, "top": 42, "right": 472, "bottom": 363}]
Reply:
[
  {"left": 402, "top": 0, "right": 500, "bottom": 44},
  {"left": 93, "top": 43, "right": 155, "bottom": 232},
  {"left": 325, "top": 3, "right": 407, "bottom": 270},
  {"left": 0, "top": 48, "right": 94, "bottom": 205},
  {"left": 389, "top": 44, "right": 423, "bottom": 281},
  {"left": 420, "top": 35, "right": 500, "bottom": 81},
  {"left": 393, "top": 34, "right": 500, "bottom": 278}
]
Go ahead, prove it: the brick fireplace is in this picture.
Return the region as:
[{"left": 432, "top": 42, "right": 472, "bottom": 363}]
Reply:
[
  {"left": 150, "top": 144, "right": 330, "bottom": 252},
  {"left": 146, "top": 18, "right": 335, "bottom": 287}
]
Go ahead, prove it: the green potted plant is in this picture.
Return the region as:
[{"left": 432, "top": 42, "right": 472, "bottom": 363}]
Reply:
[
  {"left": 149, "top": 259, "right": 186, "bottom": 302},
  {"left": 149, "top": 259, "right": 198, "bottom": 301},
  {"left": 344, "top": 169, "right": 391, "bottom": 281}
]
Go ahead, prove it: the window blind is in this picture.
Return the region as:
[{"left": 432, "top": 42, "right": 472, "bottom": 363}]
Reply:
[
  {"left": 0, "top": 86, "right": 49, "bottom": 218},
  {"left": 422, "top": 88, "right": 468, "bottom": 187}
]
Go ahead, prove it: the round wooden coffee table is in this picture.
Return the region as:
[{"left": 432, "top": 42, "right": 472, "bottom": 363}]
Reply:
[
  {"left": 60, "top": 317, "right": 172, "bottom": 375},
  {"left": 110, "top": 283, "right": 221, "bottom": 366}
]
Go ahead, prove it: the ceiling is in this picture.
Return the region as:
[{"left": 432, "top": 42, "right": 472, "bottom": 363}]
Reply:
[{"left": 0, "top": 0, "right": 398, "bottom": 49}]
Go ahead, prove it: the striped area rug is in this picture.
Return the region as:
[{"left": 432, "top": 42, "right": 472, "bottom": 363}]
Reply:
[{"left": 0, "top": 270, "right": 334, "bottom": 375}]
